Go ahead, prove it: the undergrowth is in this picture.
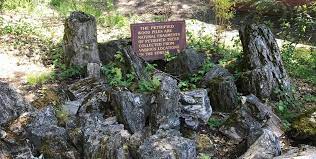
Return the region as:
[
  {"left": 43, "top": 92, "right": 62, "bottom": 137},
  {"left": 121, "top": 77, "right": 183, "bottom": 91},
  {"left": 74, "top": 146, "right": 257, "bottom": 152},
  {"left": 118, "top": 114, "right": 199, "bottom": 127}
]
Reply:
[{"left": 101, "top": 52, "right": 160, "bottom": 93}]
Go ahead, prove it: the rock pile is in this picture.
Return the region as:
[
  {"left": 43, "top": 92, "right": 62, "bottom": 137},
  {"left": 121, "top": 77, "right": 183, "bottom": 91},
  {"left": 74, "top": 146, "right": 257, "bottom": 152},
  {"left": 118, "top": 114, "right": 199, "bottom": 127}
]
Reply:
[{"left": 1, "top": 12, "right": 314, "bottom": 159}]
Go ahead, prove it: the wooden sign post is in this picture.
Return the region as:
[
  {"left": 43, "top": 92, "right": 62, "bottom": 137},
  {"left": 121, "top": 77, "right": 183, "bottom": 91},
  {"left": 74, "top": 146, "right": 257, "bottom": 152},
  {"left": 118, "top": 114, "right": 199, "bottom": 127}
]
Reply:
[{"left": 131, "top": 21, "right": 186, "bottom": 61}]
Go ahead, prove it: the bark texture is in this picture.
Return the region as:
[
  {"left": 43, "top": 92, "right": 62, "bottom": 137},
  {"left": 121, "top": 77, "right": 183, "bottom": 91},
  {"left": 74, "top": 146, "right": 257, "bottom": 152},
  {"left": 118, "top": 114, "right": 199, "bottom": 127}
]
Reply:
[
  {"left": 63, "top": 11, "right": 100, "bottom": 66},
  {"left": 238, "top": 24, "right": 291, "bottom": 99}
]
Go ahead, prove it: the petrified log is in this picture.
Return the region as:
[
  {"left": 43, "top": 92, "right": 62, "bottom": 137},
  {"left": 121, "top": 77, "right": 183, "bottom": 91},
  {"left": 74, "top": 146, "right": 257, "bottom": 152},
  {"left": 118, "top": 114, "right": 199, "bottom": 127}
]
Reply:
[
  {"left": 63, "top": 11, "right": 100, "bottom": 67},
  {"left": 238, "top": 24, "right": 291, "bottom": 99}
]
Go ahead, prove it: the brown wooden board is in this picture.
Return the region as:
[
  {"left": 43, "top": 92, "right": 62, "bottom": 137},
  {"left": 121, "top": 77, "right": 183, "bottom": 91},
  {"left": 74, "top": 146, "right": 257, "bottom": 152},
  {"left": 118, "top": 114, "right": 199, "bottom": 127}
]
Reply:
[{"left": 131, "top": 21, "right": 186, "bottom": 61}]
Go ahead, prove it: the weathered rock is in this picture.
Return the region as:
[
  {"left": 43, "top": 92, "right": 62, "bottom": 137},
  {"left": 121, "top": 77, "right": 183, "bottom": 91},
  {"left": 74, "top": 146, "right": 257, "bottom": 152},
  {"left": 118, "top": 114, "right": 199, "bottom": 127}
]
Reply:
[
  {"left": 151, "top": 73, "right": 180, "bottom": 131},
  {"left": 111, "top": 90, "right": 151, "bottom": 133},
  {"left": 26, "top": 106, "right": 79, "bottom": 159},
  {"left": 66, "top": 77, "right": 108, "bottom": 116},
  {"left": 82, "top": 114, "right": 131, "bottom": 159},
  {"left": 239, "top": 129, "right": 281, "bottom": 159},
  {"left": 220, "top": 94, "right": 283, "bottom": 142},
  {"left": 238, "top": 24, "right": 291, "bottom": 99},
  {"left": 128, "top": 130, "right": 152, "bottom": 159},
  {"left": 87, "top": 63, "right": 101, "bottom": 78},
  {"left": 289, "top": 108, "right": 316, "bottom": 146},
  {"left": 166, "top": 48, "right": 206, "bottom": 77},
  {"left": 200, "top": 65, "right": 231, "bottom": 87},
  {"left": 274, "top": 145, "right": 316, "bottom": 159},
  {"left": 139, "top": 129, "right": 196, "bottom": 159},
  {"left": 98, "top": 39, "right": 131, "bottom": 65},
  {"left": 122, "top": 46, "right": 149, "bottom": 81},
  {"left": 179, "top": 89, "right": 212, "bottom": 129},
  {"left": 0, "top": 140, "right": 34, "bottom": 159},
  {"left": 8, "top": 112, "right": 32, "bottom": 137},
  {"left": 63, "top": 11, "right": 100, "bottom": 66},
  {"left": 208, "top": 76, "right": 238, "bottom": 112},
  {"left": 0, "top": 81, "right": 33, "bottom": 126},
  {"left": 200, "top": 65, "right": 238, "bottom": 112}
]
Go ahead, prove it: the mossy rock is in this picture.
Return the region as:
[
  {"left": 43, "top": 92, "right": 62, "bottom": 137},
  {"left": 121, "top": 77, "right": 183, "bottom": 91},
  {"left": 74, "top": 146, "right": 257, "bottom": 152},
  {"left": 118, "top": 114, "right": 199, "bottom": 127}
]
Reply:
[{"left": 290, "top": 108, "right": 316, "bottom": 146}]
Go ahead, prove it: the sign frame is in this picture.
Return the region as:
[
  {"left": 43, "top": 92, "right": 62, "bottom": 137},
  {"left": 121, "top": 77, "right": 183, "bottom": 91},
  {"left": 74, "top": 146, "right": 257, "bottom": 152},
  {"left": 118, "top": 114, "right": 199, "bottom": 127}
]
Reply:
[{"left": 131, "top": 20, "right": 186, "bottom": 61}]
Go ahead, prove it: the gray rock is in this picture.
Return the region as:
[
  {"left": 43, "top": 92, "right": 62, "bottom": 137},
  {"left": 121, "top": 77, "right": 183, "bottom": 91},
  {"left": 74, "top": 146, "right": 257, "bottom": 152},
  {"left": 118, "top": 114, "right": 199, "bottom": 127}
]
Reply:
[
  {"left": 87, "top": 63, "right": 101, "bottom": 78},
  {"left": 239, "top": 129, "right": 281, "bottom": 159},
  {"left": 166, "top": 48, "right": 206, "bottom": 77},
  {"left": 208, "top": 76, "right": 238, "bottom": 112},
  {"left": 0, "top": 141, "right": 34, "bottom": 159},
  {"left": 180, "top": 89, "right": 212, "bottom": 129},
  {"left": 122, "top": 46, "right": 149, "bottom": 81},
  {"left": 128, "top": 130, "right": 152, "bottom": 159},
  {"left": 239, "top": 24, "right": 291, "bottom": 99},
  {"left": 200, "top": 65, "right": 231, "bottom": 87},
  {"left": 200, "top": 65, "right": 238, "bottom": 112},
  {"left": 274, "top": 145, "right": 316, "bottom": 159},
  {"left": 98, "top": 39, "right": 131, "bottom": 65},
  {"left": 66, "top": 77, "right": 108, "bottom": 116},
  {"left": 139, "top": 129, "right": 196, "bottom": 159},
  {"left": 111, "top": 90, "right": 150, "bottom": 133},
  {"left": 0, "top": 81, "right": 33, "bottom": 126},
  {"left": 151, "top": 73, "right": 180, "bottom": 131},
  {"left": 220, "top": 94, "right": 283, "bottom": 142},
  {"left": 26, "top": 106, "right": 79, "bottom": 159},
  {"left": 63, "top": 11, "right": 100, "bottom": 66},
  {"left": 82, "top": 114, "right": 131, "bottom": 159}
]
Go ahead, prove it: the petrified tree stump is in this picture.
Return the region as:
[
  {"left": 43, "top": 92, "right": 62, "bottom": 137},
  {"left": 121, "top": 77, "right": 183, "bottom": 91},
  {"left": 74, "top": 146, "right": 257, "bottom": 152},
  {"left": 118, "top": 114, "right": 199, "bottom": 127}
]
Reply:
[
  {"left": 238, "top": 24, "right": 291, "bottom": 99},
  {"left": 63, "top": 11, "right": 100, "bottom": 67}
]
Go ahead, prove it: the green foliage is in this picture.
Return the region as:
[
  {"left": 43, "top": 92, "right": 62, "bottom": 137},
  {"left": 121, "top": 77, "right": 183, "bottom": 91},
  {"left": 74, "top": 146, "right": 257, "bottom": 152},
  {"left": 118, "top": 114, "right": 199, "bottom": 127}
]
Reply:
[
  {"left": 138, "top": 77, "right": 160, "bottom": 93},
  {"left": 99, "top": 12, "right": 128, "bottom": 28},
  {"left": 101, "top": 52, "right": 136, "bottom": 88},
  {"left": 0, "top": 22, "right": 35, "bottom": 36},
  {"left": 101, "top": 52, "right": 160, "bottom": 93},
  {"left": 49, "top": 0, "right": 112, "bottom": 17},
  {"left": 279, "top": 3, "right": 316, "bottom": 44},
  {"left": 26, "top": 71, "right": 53, "bottom": 86},
  {"left": 164, "top": 52, "right": 176, "bottom": 62},
  {"left": 198, "top": 153, "right": 212, "bottom": 159},
  {"left": 58, "top": 65, "right": 84, "bottom": 80},
  {"left": 179, "top": 59, "right": 214, "bottom": 91},
  {"left": 273, "top": 86, "right": 301, "bottom": 129},
  {"left": 281, "top": 43, "right": 316, "bottom": 85},
  {"left": 213, "top": 0, "right": 235, "bottom": 26},
  {"left": 187, "top": 29, "right": 214, "bottom": 53},
  {"left": 208, "top": 118, "right": 224, "bottom": 128},
  {"left": 1, "top": 0, "right": 35, "bottom": 12},
  {"left": 102, "top": 63, "right": 136, "bottom": 88}
]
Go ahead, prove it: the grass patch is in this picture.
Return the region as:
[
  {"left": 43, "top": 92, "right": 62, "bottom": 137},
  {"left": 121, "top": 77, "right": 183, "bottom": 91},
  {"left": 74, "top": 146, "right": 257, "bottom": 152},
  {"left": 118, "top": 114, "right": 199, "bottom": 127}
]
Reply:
[
  {"left": 281, "top": 44, "right": 316, "bottom": 85},
  {"left": 98, "top": 12, "right": 128, "bottom": 28},
  {"left": 26, "top": 71, "right": 53, "bottom": 86},
  {"left": 1, "top": 0, "right": 35, "bottom": 12}
]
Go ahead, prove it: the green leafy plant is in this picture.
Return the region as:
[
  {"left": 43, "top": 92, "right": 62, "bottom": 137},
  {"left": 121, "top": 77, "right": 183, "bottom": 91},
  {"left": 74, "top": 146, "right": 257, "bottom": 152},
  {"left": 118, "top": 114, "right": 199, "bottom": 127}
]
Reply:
[
  {"left": 0, "top": 22, "right": 35, "bottom": 36},
  {"left": 208, "top": 118, "right": 224, "bottom": 128},
  {"left": 273, "top": 86, "right": 301, "bottom": 130},
  {"left": 179, "top": 59, "right": 214, "bottom": 91},
  {"left": 164, "top": 52, "right": 176, "bottom": 62},
  {"left": 138, "top": 77, "right": 160, "bottom": 93},
  {"left": 101, "top": 52, "right": 136, "bottom": 88},
  {"left": 281, "top": 43, "right": 316, "bottom": 84}
]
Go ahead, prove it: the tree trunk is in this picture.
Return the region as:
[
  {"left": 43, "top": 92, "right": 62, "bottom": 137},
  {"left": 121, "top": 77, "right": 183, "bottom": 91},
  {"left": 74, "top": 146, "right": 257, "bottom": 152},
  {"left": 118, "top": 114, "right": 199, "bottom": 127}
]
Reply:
[
  {"left": 238, "top": 24, "right": 291, "bottom": 99},
  {"left": 63, "top": 11, "right": 100, "bottom": 67}
]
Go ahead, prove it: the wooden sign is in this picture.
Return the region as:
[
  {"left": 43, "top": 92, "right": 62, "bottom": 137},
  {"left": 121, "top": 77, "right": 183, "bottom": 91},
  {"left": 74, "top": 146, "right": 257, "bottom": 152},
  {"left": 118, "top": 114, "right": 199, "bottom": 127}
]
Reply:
[{"left": 131, "top": 21, "right": 186, "bottom": 60}]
